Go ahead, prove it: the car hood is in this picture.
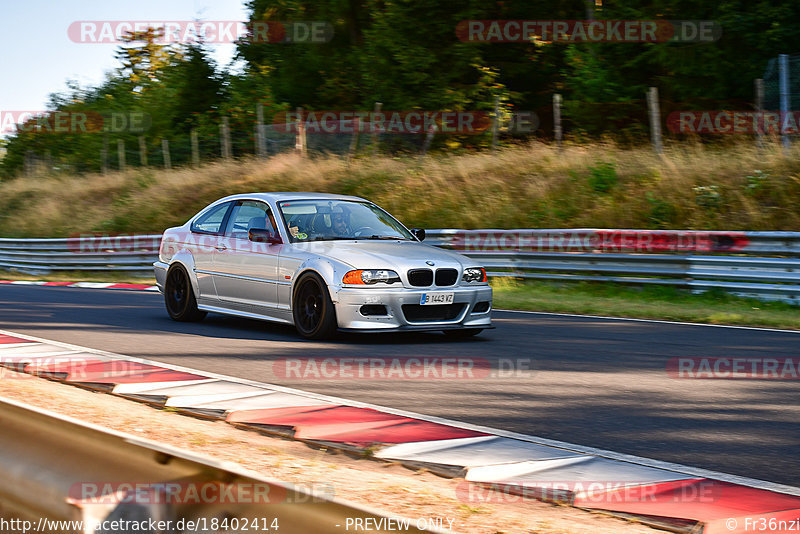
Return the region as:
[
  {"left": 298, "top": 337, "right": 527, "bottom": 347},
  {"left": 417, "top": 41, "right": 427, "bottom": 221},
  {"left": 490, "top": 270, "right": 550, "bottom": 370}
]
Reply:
[{"left": 290, "top": 240, "right": 474, "bottom": 270}]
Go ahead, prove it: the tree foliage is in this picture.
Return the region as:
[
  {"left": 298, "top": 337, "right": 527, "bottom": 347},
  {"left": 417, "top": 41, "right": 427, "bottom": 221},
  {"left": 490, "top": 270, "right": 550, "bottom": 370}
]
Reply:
[{"left": 4, "top": 0, "right": 800, "bottom": 178}]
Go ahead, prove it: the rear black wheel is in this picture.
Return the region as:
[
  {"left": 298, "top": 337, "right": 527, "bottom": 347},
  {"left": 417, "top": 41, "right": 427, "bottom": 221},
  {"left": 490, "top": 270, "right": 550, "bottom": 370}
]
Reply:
[
  {"left": 164, "top": 264, "right": 207, "bottom": 322},
  {"left": 292, "top": 273, "right": 338, "bottom": 339},
  {"left": 443, "top": 328, "right": 483, "bottom": 338}
]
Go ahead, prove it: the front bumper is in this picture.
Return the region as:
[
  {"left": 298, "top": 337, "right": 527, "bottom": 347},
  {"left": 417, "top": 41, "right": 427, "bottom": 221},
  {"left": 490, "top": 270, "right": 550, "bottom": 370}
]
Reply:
[{"left": 333, "top": 285, "right": 493, "bottom": 331}]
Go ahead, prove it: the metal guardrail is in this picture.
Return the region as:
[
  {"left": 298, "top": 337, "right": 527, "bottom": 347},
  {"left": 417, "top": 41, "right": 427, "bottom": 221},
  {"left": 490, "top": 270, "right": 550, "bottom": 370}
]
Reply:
[
  {"left": 424, "top": 229, "right": 800, "bottom": 256},
  {"left": 0, "top": 396, "right": 434, "bottom": 534},
  {"left": 0, "top": 235, "right": 161, "bottom": 273},
  {"left": 0, "top": 230, "right": 799, "bottom": 303}
]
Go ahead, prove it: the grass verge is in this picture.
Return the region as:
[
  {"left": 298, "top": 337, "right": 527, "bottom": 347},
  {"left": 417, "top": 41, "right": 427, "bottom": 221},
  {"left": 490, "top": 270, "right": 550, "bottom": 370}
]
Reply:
[
  {"left": 491, "top": 278, "right": 800, "bottom": 330},
  {"left": 2, "top": 140, "right": 800, "bottom": 237}
]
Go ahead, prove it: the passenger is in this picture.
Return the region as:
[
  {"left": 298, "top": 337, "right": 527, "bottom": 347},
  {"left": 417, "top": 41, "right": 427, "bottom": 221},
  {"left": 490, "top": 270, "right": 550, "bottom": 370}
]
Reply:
[{"left": 289, "top": 221, "right": 308, "bottom": 240}]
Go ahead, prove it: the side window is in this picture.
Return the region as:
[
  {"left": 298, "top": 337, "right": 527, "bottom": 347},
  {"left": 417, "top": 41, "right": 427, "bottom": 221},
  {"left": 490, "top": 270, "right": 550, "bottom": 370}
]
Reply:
[
  {"left": 191, "top": 202, "right": 232, "bottom": 234},
  {"left": 225, "top": 201, "right": 276, "bottom": 240}
]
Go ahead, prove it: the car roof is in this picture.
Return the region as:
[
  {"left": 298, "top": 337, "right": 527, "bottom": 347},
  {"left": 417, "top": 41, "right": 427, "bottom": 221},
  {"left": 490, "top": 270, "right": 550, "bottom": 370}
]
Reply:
[{"left": 216, "top": 192, "right": 369, "bottom": 203}]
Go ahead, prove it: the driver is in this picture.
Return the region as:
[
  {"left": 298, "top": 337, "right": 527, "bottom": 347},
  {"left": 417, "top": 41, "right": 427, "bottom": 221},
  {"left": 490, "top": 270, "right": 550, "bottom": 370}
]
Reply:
[{"left": 328, "top": 206, "right": 351, "bottom": 237}]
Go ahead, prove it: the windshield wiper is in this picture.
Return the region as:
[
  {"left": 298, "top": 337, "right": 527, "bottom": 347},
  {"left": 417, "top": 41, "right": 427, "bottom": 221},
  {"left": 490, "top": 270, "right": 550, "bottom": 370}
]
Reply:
[
  {"left": 308, "top": 236, "right": 352, "bottom": 241},
  {"left": 366, "top": 235, "right": 409, "bottom": 240}
]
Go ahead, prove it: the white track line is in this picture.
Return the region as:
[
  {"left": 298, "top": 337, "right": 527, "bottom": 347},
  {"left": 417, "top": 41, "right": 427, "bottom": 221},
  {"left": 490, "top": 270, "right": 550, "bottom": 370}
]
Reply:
[
  {"left": 495, "top": 308, "right": 800, "bottom": 334},
  {"left": 5, "top": 281, "right": 797, "bottom": 332}
]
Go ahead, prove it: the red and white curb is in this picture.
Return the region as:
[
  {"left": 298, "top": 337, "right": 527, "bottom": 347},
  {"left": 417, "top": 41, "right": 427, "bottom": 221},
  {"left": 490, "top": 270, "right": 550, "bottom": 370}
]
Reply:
[
  {"left": 1, "top": 328, "right": 799, "bottom": 534},
  {"left": 0, "top": 280, "right": 158, "bottom": 291}
]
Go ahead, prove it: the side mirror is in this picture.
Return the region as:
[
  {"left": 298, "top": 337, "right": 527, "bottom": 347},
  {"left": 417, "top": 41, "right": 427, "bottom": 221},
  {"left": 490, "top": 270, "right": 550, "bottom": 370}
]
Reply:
[
  {"left": 411, "top": 228, "right": 426, "bottom": 241},
  {"left": 249, "top": 228, "right": 282, "bottom": 245}
]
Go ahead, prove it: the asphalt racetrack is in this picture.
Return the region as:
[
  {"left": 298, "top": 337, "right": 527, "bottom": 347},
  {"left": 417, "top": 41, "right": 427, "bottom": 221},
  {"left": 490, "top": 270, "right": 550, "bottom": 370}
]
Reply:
[{"left": 1, "top": 285, "right": 798, "bottom": 486}]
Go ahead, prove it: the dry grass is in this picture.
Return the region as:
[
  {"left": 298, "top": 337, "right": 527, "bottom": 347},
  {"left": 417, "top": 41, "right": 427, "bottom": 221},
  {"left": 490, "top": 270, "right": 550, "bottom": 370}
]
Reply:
[{"left": 2, "top": 140, "right": 800, "bottom": 237}]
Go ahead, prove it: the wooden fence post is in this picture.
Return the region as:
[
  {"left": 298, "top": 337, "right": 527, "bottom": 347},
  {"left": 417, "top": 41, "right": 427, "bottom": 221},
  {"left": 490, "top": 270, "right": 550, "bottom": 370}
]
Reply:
[
  {"left": 138, "top": 136, "right": 147, "bottom": 166},
  {"left": 256, "top": 103, "right": 267, "bottom": 158},
  {"left": 372, "top": 102, "right": 382, "bottom": 156},
  {"left": 161, "top": 139, "right": 171, "bottom": 170},
  {"left": 491, "top": 96, "right": 500, "bottom": 151},
  {"left": 553, "top": 94, "right": 563, "bottom": 149},
  {"left": 101, "top": 135, "right": 108, "bottom": 174},
  {"left": 117, "top": 139, "right": 126, "bottom": 171},
  {"left": 295, "top": 107, "right": 307, "bottom": 156},
  {"left": 191, "top": 129, "right": 200, "bottom": 166},
  {"left": 420, "top": 124, "right": 436, "bottom": 158},
  {"left": 647, "top": 87, "right": 663, "bottom": 154},
  {"left": 348, "top": 117, "right": 361, "bottom": 161},
  {"left": 755, "top": 78, "right": 764, "bottom": 151},
  {"left": 220, "top": 117, "right": 232, "bottom": 159}
]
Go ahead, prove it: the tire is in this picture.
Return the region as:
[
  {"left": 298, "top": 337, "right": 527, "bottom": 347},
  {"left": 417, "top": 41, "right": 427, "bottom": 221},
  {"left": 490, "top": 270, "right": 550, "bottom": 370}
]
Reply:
[
  {"left": 164, "top": 264, "right": 207, "bottom": 322},
  {"left": 292, "top": 272, "right": 338, "bottom": 340},
  {"left": 443, "top": 328, "right": 483, "bottom": 338}
]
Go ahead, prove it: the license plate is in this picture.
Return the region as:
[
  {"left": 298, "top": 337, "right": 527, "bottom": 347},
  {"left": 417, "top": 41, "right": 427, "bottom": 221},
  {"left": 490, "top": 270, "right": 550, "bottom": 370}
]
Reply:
[{"left": 420, "top": 292, "right": 454, "bottom": 305}]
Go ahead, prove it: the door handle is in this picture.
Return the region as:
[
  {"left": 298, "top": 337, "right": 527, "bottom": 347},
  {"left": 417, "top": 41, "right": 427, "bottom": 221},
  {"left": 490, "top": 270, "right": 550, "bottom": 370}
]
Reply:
[{"left": 215, "top": 244, "right": 227, "bottom": 251}]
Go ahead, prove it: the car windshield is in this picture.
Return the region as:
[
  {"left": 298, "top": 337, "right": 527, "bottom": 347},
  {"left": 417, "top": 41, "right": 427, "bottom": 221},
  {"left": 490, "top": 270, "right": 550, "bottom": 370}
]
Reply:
[{"left": 278, "top": 200, "right": 415, "bottom": 243}]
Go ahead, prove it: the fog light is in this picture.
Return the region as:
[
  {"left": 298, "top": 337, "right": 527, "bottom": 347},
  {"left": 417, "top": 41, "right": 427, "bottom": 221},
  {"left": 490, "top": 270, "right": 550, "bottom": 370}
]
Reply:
[
  {"left": 360, "top": 304, "right": 388, "bottom": 316},
  {"left": 473, "top": 301, "right": 491, "bottom": 313}
]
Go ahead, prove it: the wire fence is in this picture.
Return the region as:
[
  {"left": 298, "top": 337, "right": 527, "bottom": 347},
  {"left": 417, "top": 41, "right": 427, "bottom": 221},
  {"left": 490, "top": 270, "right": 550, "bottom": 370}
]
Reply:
[
  {"left": 763, "top": 54, "right": 800, "bottom": 112},
  {"left": 15, "top": 52, "right": 800, "bottom": 176}
]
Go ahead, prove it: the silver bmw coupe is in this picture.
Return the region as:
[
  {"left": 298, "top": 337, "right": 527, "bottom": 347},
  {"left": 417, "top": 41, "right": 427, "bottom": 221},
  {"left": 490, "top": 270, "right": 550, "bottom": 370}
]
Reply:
[{"left": 154, "top": 192, "right": 492, "bottom": 339}]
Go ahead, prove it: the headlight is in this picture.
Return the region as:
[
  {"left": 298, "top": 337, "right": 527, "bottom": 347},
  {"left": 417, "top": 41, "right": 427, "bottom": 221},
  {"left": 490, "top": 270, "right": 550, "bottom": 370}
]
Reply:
[
  {"left": 462, "top": 267, "right": 487, "bottom": 283},
  {"left": 343, "top": 269, "right": 401, "bottom": 285}
]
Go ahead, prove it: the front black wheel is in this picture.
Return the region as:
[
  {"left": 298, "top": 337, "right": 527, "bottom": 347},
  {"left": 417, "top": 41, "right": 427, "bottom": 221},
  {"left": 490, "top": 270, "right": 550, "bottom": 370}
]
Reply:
[
  {"left": 292, "top": 273, "right": 338, "bottom": 340},
  {"left": 443, "top": 328, "right": 483, "bottom": 338},
  {"left": 164, "top": 265, "right": 207, "bottom": 322}
]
